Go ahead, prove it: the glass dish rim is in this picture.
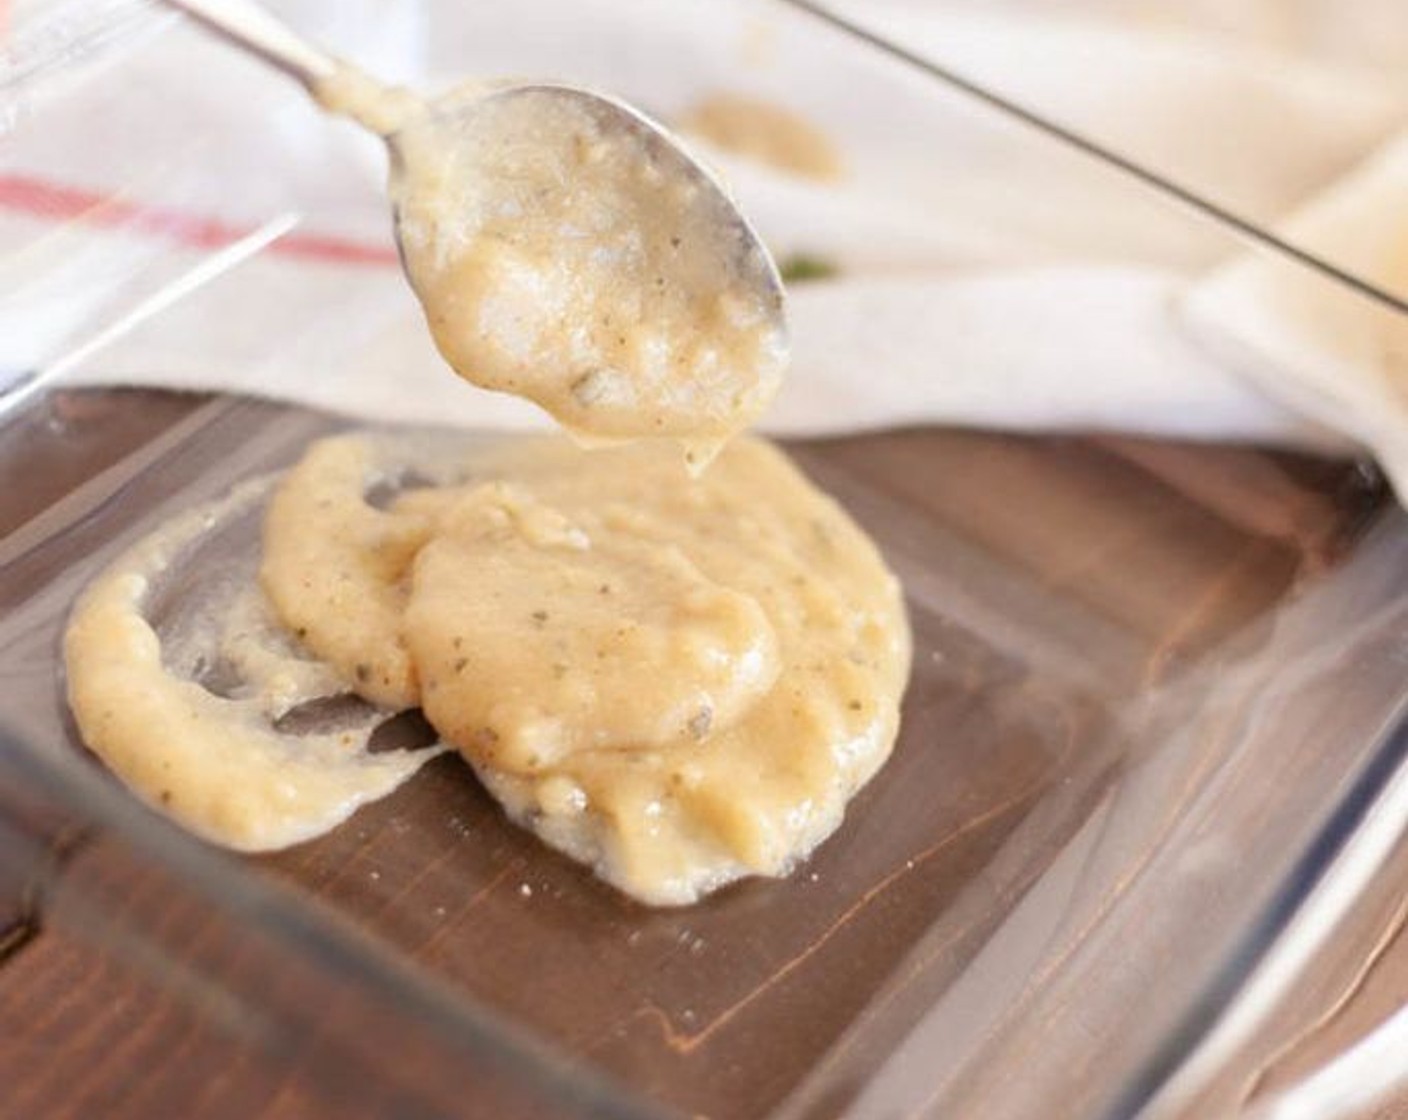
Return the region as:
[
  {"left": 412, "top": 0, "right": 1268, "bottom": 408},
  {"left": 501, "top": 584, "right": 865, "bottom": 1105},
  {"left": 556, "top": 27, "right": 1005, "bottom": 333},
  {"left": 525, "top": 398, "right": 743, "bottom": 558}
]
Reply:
[{"left": 5, "top": 2, "right": 1408, "bottom": 1115}]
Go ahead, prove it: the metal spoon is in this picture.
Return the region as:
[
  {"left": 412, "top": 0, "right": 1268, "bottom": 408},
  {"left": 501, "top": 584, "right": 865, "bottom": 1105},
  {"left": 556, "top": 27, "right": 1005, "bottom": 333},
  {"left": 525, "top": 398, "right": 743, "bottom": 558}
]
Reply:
[{"left": 162, "top": 0, "right": 789, "bottom": 450}]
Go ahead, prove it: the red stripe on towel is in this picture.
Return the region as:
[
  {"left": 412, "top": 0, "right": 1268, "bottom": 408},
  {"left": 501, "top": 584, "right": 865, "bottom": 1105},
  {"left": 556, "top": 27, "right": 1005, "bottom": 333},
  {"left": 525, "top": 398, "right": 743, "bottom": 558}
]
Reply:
[{"left": 0, "top": 172, "right": 399, "bottom": 266}]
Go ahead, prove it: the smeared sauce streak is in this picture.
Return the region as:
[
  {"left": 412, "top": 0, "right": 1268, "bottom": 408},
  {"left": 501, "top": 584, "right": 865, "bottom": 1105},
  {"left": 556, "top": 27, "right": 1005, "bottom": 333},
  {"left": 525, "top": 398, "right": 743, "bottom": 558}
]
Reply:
[
  {"left": 679, "top": 92, "right": 844, "bottom": 183},
  {"left": 63, "top": 479, "right": 445, "bottom": 851}
]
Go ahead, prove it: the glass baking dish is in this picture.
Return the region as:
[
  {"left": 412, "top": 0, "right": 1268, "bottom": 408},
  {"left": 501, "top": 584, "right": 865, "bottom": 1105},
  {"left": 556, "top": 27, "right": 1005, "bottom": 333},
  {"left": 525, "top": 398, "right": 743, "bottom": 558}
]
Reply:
[{"left": 3, "top": 3, "right": 1408, "bottom": 1118}]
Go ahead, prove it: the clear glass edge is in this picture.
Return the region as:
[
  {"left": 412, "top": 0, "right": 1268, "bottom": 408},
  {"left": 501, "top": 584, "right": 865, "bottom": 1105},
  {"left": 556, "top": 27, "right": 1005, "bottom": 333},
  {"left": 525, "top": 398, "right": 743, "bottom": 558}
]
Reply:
[
  {"left": 1118, "top": 697, "right": 1408, "bottom": 1118},
  {"left": 778, "top": 0, "right": 1408, "bottom": 321},
  {"left": 0, "top": 720, "right": 667, "bottom": 1120},
  {"left": 3, "top": 1, "right": 1408, "bottom": 1115}
]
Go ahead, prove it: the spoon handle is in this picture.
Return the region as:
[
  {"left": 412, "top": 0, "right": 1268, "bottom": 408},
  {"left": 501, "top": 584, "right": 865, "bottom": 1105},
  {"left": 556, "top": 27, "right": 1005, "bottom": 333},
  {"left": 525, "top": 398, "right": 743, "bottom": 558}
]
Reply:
[{"left": 162, "top": 0, "right": 337, "bottom": 90}]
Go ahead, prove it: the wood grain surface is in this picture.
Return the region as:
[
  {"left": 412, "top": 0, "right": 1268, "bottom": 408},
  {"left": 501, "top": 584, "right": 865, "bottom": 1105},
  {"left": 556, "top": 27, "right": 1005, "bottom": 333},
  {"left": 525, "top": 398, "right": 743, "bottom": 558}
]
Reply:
[{"left": 0, "top": 389, "right": 1396, "bottom": 1118}]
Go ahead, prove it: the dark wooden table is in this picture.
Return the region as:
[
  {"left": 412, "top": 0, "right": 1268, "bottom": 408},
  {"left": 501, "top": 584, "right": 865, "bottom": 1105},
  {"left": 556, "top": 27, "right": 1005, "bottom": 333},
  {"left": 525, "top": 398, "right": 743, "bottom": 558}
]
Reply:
[{"left": 1, "top": 389, "right": 1404, "bottom": 1118}]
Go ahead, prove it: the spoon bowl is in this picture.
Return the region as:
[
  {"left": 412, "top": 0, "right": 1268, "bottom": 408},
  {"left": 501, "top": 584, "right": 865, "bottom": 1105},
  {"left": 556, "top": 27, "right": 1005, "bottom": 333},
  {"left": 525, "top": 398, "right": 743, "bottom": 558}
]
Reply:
[
  {"left": 164, "top": 0, "right": 788, "bottom": 455},
  {"left": 385, "top": 81, "right": 788, "bottom": 454}
]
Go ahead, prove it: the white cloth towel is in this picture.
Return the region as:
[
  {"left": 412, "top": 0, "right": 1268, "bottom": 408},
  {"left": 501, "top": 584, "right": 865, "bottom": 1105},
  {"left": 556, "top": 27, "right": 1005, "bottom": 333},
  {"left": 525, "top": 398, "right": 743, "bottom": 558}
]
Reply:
[{"left": 5, "top": 0, "right": 1408, "bottom": 487}]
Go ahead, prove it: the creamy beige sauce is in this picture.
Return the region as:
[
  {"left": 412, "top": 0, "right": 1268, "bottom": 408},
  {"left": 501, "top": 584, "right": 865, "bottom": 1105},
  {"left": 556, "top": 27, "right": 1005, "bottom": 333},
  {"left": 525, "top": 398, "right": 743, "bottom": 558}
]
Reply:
[
  {"left": 63, "top": 480, "right": 445, "bottom": 851},
  {"left": 315, "top": 69, "right": 788, "bottom": 462},
  {"left": 679, "top": 93, "right": 844, "bottom": 182},
  {"left": 260, "top": 435, "right": 437, "bottom": 710},
  {"left": 258, "top": 433, "right": 910, "bottom": 904},
  {"left": 314, "top": 63, "right": 425, "bottom": 137},
  {"left": 66, "top": 433, "right": 907, "bottom": 902},
  {"left": 313, "top": 67, "right": 788, "bottom": 462},
  {"left": 386, "top": 87, "right": 787, "bottom": 464}
]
